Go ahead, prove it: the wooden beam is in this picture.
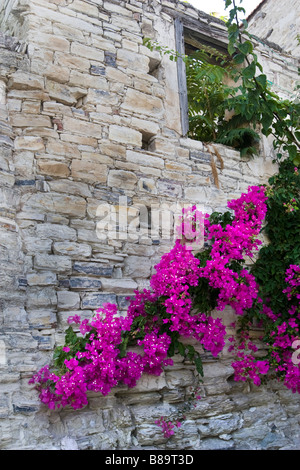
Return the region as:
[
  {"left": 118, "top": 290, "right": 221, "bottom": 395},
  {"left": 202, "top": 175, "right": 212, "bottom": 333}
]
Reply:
[{"left": 174, "top": 17, "right": 189, "bottom": 137}]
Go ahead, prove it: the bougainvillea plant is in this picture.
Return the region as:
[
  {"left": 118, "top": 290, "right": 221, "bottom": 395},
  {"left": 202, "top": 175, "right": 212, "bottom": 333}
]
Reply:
[{"left": 30, "top": 182, "right": 299, "bottom": 414}]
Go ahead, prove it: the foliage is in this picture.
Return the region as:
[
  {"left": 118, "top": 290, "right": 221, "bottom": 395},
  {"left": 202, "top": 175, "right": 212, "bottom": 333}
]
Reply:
[{"left": 144, "top": 0, "right": 300, "bottom": 162}]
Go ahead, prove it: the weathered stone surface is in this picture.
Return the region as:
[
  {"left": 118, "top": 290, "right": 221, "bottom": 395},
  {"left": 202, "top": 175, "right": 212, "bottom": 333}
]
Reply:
[
  {"left": 53, "top": 241, "right": 92, "bottom": 258},
  {"left": 126, "top": 150, "right": 164, "bottom": 169},
  {"left": 100, "top": 278, "right": 137, "bottom": 293},
  {"left": 26, "top": 287, "right": 57, "bottom": 308},
  {"left": 22, "top": 193, "right": 86, "bottom": 218},
  {"left": 34, "top": 254, "right": 72, "bottom": 272},
  {"left": 71, "top": 160, "right": 107, "bottom": 184},
  {"left": 123, "top": 255, "right": 152, "bottom": 278},
  {"left": 67, "top": 277, "right": 102, "bottom": 290},
  {"left": 108, "top": 125, "right": 142, "bottom": 147},
  {"left": 121, "top": 88, "right": 164, "bottom": 117},
  {"left": 8, "top": 72, "right": 44, "bottom": 91},
  {"left": 117, "top": 49, "right": 150, "bottom": 72},
  {"left": 37, "top": 160, "right": 70, "bottom": 178},
  {"left": 107, "top": 169, "right": 137, "bottom": 190},
  {"left": 14, "top": 136, "right": 45, "bottom": 151},
  {"left": 36, "top": 223, "right": 77, "bottom": 241},
  {"left": 81, "top": 293, "right": 117, "bottom": 309},
  {"left": 73, "top": 262, "right": 113, "bottom": 277},
  {"left": 57, "top": 291, "right": 80, "bottom": 310},
  {"left": 27, "top": 271, "right": 57, "bottom": 286}
]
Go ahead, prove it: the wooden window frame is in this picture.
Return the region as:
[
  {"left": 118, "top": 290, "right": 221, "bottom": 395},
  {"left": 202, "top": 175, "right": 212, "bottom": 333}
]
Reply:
[{"left": 172, "top": 13, "right": 229, "bottom": 137}]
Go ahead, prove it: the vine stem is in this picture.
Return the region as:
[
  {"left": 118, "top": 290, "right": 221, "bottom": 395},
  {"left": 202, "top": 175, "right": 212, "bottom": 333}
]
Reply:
[{"left": 231, "top": 0, "right": 300, "bottom": 153}]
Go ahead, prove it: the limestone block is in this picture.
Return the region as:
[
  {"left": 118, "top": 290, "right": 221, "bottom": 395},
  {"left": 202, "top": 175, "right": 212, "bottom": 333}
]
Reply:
[
  {"left": 22, "top": 100, "right": 43, "bottom": 114},
  {"left": 36, "top": 223, "right": 77, "bottom": 241},
  {"left": 81, "top": 292, "right": 117, "bottom": 309},
  {"left": 69, "top": 70, "right": 108, "bottom": 91},
  {"left": 71, "top": 160, "right": 107, "bottom": 184},
  {"left": 131, "top": 117, "right": 159, "bottom": 139},
  {"left": 157, "top": 179, "right": 182, "bottom": 198},
  {"left": 60, "top": 132, "right": 98, "bottom": 148},
  {"left": 57, "top": 291, "right": 80, "bottom": 310},
  {"left": 14, "top": 136, "right": 45, "bottom": 152},
  {"left": 123, "top": 255, "right": 152, "bottom": 278},
  {"left": 126, "top": 150, "right": 164, "bottom": 169},
  {"left": 105, "top": 66, "right": 132, "bottom": 86},
  {"left": 68, "top": 277, "right": 102, "bottom": 290},
  {"left": 44, "top": 64, "right": 70, "bottom": 84},
  {"left": 81, "top": 151, "right": 113, "bottom": 166},
  {"left": 107, "top": 169, "right": 138, "bottom": 190},
  {"left": 112, "top": 15, "right": 141, "bottom": 34},
  {"left": 121, "top": 88, "right": 164, "bottom": 117},
  {"left": 27, "top": 309, "right": 57, "bottom": 329},
  {"left": 108, "top": 125, "right": 142, "bottom": 147},
  {"left": 165, "top": 161, "right": 191, "bottom": 173},
  {"left": 45, "top": 139, "right": 81, "bottom": 159},
  {"left": 69, "top": 0, "right": 99, "bottom": 17},
  {"left": 34, "top": 254, "right": 72, "bottom": 272},
  {"left": 70, "top": 42, "right": 105, "bottom": 62},
  {"left": 26, "top": 287, "right": 57, "bottom": 308},
  {"left": 116, "top": 49, "right": 149, "bottom": 73},
  {"left": 99, "top": 141, "right": 126, "bottom": 158},
  {"left": 53, "top": 241, "right": 92, "bottom": 258},
  {"left": 10, "top": 114, "right": 52, "bottom": 128},
  {"left": 63, "top": 116, "right": 102, "bottom": 138},
  {"left": 46, "top": 80, "right": 86, "bottom": 106},
  {"left": 73, "top": 261, "right": 113, "bottom": 277},
  {"left": 184, "top": 186, "right": 210, "bottom": 203},
  {"left": 138, "top": 177, "right": 157, "bottom": 194},
  {"left": 8, "top": 72, "right": 44, "bottom": 91},
  {"left": 29, "top": 32, "right": 70, "bottom": 52},
  {"left": 23, "top": 236, "right": 52, "bottom": 254},
  {"left": 77, "top": 228, "right": 107, "bottom": 245},
  {"left": 99, "top": 278, "right": 138, "bottom": 293},
  {"left": 22, "top": 193, "right": 86, "bottom": 218},
  {"left": 47, "top": 180, "right": 91, "bottom": 199},
  {"left": 37, "top": 160, "right": 70, "bottom": 178},
  {"left": 27, "top": 271, "right": 57, "bottom": 286},
  {"left": 148, "top": 137, "right": 175, "bottom": 155},
  {"left": 55, "top": 51, "right": 90, "bottom": 71}
]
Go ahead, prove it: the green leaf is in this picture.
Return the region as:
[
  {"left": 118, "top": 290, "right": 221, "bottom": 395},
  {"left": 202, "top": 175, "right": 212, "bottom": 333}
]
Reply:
[
  {"left": 261, "top": 112, "right": 273, "bottom": 132},
  {"left": 233, "top": 52, "right": 246, "bottom": 65},
  {"left": 195, "top": 356, "right": 204, "bottom": 377},
  {"left": 177, "top": 341, "right": 186, "bottom": 357},
  {"left": 237, "top": 41, "right": 253, "bottom": 55},
  {"left": 256, "top": 74, "right": 267, "bottom": 89},
  {"left": 242, "top": 61, "right": 256, "bottom": 79},
  {"left": 293, "top": 154, "right": 300, "bottom": 166}
]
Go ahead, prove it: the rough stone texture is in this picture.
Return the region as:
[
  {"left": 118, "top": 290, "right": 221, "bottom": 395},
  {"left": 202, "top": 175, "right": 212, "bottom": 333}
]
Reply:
[
  {"left": 247, "top": 0, "right": 300, "bottom": 58},
  {"left": 0, "top": 0, "right": 299, "bottom": 451}
]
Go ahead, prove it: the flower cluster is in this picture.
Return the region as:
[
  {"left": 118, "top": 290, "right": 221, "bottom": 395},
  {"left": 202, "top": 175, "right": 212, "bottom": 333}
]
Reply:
[
  {"left": 283, "top": 198, "right": 299, "bottom": 213},
  {"left": 228, "top": 330, "right": 270, "bottom": 386},
  {"left": 232, "top": 264, "right": 300, "bottom": 393},
  {"left": 176, "top": 204, "right": 204, "bottom": 247},
  {"left": 283, "top": 265, "right": 300, "bottom": 302},
  {"left": 155, "top": 417, "right": 181, "bottom": 438},
  {"left": 200, "top": 186, "right": 267, "bottom": 315}
]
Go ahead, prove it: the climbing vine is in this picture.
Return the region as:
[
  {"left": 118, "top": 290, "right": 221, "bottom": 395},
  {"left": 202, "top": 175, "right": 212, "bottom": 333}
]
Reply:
[{"left": 144, "top": 0, "right": 300, "bottom": 162}]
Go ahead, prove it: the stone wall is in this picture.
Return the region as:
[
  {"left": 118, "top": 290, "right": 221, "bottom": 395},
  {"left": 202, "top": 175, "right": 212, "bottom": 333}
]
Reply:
[
  {"left": 0, "top": 0, "right": 299, "bottom": 450},
  {"left": 247, "top": 0, "right": 300, "bottom": 58}
]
